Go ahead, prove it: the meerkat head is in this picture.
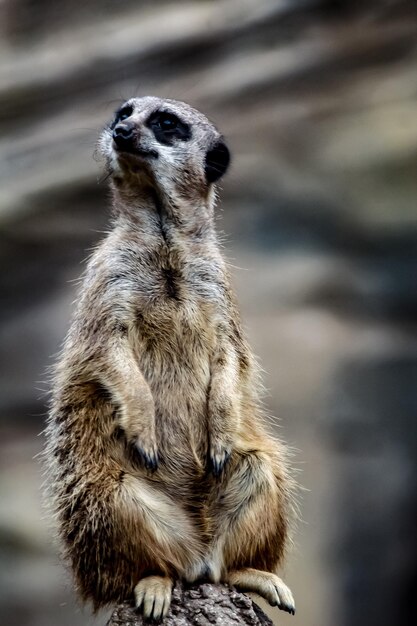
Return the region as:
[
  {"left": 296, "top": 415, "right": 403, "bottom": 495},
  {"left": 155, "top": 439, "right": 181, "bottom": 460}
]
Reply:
[{"left": 99, "top": 96, "right": 230, "bottom": 204}]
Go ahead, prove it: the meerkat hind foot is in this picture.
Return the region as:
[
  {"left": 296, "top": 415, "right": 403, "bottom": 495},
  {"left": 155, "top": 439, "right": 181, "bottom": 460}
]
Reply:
[
  {"left": 227, "top": 568, "right": 295, "bottom": 615},
  {"left": 134, "top": 575, "right": 173, "bottom": 621}
]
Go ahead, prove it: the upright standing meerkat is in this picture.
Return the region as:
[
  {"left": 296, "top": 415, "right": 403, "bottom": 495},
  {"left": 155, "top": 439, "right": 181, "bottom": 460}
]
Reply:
[{"left": 44, "top": 96, "right": 297, "bottom": 621}]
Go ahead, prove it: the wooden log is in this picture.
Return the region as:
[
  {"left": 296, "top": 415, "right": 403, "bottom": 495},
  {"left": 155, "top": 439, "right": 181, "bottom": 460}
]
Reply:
[{"left": 107, "top": 582, "right": 274, "bottom": 626}]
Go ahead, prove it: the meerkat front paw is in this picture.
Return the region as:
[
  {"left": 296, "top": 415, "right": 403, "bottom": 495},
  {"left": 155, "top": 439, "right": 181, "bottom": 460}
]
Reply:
[
  {"left": 134, "top": 575, "right": 172, "bottom": 621},
  {"left": 209, "top": 441, "right": 232, "bottom": 477},
  {"left": 133, "top": 438, "right": 159, "bottom": 472},
  {"left": 118, "top": 405, "right": 159, "bottom": 471}
]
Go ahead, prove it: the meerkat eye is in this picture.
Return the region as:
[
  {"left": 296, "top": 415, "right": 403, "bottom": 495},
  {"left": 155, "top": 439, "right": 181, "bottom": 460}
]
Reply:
[
  {"left": 110, "top": 104, "right": 133, "bottom": 129},
  {"left": 159, "top": 114, "right": 177, "bottom": 131},
  {"left": 147, "top": 111, "right": 191, "bottom": 144},
  {"left": 118, "top": 106, "right": 133, "bottom": 122}
]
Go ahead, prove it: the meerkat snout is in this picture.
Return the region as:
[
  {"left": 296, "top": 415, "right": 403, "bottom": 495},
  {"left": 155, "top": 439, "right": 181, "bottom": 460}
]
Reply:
[
  {"left": 112, "top": 118, "right": 158, "bottom": 161},
  {"left": 112, "top": 122, "right": 135, "bottom": 151}
]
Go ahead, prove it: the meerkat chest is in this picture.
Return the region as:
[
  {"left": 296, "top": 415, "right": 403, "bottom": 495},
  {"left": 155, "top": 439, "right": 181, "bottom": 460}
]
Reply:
[
  {"left": 129, "top": 241, "right": 223, "bottom": 353},
  {"left": 134, "top": 241, "right": 224, "bottom": 313}
]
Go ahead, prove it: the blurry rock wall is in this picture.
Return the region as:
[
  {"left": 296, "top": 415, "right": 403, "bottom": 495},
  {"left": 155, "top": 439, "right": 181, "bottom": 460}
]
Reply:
[{"left": 0, "top": 1, "right": 416, "bottom": 625}]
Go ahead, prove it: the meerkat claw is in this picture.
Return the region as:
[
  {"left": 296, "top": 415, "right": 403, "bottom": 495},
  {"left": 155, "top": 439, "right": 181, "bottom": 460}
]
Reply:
[
  {"left": 209, "top": 445, "right": 231, "bottom": 477},
  {"left": 273, "top": 578, "right": 295, "bottom": 615},
  {"left": 134, "top": 441, "right": 159, "bottom": 472}
]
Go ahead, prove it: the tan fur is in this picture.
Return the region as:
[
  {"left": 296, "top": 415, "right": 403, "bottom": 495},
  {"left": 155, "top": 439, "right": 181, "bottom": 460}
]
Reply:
[{"left": 43, "top": 96, "right": 297, "bottom": 619}]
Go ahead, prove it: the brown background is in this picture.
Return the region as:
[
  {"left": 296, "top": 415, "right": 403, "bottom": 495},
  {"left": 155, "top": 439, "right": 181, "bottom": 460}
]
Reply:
[{"left": 0, "top": 1, "right": 416, "bottom": 625}]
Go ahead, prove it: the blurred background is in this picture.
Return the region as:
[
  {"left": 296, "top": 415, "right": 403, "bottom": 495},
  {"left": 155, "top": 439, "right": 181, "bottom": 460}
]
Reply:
[{"left": 0, "top": 1, "right": 416, "bottom": 625}]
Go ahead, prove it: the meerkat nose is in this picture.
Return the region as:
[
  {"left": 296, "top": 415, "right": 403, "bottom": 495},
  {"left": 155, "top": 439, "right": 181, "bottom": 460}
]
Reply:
[{"left": 113, "top": 123, "right": 135, "bottom": 150}]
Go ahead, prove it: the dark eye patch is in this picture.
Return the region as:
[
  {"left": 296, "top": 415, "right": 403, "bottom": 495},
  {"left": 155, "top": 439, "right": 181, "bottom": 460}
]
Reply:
[
  {"left": 146, "top": 110, "right": 191, "bottom": 145},
  {"left": 110, "top": 104, "right": 133, "bottom": 129}
]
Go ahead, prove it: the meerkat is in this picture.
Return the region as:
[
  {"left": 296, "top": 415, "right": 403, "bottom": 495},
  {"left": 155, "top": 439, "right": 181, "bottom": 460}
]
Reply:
[{"left": 44, "top": 96, "right": 297, "bottom": 622}]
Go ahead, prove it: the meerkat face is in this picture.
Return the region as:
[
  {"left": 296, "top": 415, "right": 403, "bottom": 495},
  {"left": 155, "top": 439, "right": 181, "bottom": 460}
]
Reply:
[{"left": 99, "top": 96, "right": 230, "bottom": 195}]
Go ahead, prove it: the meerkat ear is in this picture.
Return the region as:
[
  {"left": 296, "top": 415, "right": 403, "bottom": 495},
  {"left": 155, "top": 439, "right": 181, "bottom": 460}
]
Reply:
[{"left": 205, "top": 140, "right": 230, "bottom": 184}]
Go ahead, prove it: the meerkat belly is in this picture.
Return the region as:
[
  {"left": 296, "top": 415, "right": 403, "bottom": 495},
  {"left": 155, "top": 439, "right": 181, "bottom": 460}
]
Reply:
[{"left": 133, "top": 297, "right": 216, "bottom": 463}]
